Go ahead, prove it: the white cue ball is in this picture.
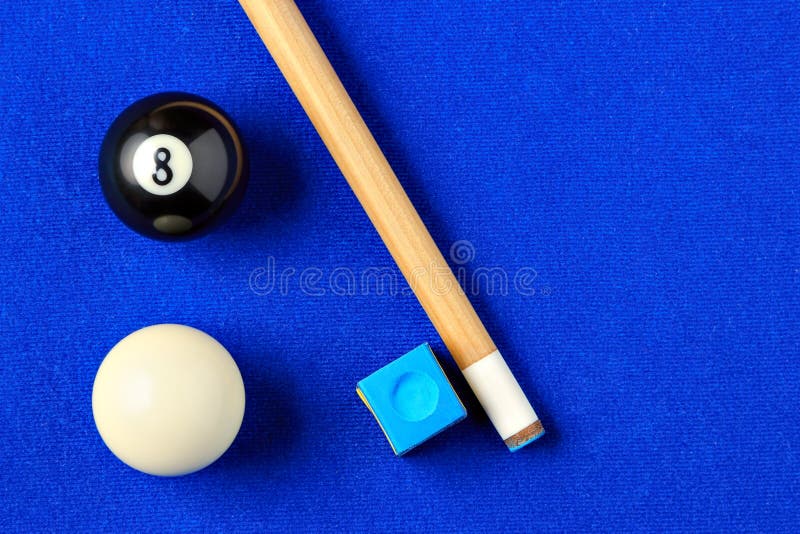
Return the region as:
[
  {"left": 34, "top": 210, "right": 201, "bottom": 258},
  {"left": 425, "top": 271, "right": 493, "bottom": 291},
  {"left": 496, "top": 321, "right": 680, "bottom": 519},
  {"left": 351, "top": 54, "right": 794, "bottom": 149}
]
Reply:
[{"left": 92, "top": 324, "right": 245, "bottom": 476}]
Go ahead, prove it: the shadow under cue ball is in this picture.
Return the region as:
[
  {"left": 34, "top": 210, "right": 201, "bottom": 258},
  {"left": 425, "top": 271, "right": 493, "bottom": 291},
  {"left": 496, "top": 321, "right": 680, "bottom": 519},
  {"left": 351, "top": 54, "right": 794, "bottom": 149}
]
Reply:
[
  {"left": 92, "top": 324, "right": 245, "bottom": 476},
  {"left": 99, "top": 92, "right": 248, "bottom": 240}
]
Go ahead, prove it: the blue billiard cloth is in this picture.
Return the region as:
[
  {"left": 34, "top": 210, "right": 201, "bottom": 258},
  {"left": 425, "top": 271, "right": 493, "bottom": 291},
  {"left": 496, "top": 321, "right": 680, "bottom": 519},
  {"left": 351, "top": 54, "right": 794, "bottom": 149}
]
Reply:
[{"left": 0, "top": 0, "right": 798, "bottom": 531}]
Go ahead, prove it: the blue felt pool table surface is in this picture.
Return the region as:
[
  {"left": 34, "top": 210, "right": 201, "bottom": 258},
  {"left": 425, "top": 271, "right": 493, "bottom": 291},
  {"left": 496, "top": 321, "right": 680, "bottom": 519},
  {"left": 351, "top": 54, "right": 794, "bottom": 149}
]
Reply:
[{"left": 1, "top": 1, "right": 798, "bottom": 531}]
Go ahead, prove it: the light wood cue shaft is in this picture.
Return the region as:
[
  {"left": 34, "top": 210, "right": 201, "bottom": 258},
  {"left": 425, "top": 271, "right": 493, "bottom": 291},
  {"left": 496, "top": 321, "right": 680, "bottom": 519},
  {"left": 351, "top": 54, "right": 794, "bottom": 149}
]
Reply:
[{"left": 239, "top": 0, "right": 543, "bottom": 449}]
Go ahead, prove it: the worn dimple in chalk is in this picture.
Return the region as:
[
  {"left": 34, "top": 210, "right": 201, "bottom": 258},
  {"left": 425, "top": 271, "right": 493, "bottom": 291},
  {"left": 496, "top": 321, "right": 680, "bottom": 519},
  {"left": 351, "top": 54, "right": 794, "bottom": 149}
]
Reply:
[{"left": 391, "top": 372, "right": 440, "bottom": 422}]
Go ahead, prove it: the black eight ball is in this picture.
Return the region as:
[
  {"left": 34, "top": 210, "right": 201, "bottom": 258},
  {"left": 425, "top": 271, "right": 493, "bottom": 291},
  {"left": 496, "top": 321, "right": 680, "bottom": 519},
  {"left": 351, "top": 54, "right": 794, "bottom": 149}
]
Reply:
[{"left": 99, "top": 92, "right": 248, "bottom": 240}]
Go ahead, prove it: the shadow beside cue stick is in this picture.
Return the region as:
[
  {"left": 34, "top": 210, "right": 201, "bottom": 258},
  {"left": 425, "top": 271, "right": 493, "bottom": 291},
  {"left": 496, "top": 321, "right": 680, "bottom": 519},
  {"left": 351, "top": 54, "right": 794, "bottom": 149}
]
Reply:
[{"left": 238, "top": 0, "right": 544, "bottom": 450}]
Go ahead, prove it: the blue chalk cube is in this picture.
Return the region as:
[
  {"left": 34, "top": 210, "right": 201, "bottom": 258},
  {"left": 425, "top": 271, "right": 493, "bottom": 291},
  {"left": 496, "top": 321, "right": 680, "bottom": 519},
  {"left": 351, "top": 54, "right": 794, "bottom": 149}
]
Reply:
[{"left": 357, "top": 344, "right": 467, "bottom": 455}]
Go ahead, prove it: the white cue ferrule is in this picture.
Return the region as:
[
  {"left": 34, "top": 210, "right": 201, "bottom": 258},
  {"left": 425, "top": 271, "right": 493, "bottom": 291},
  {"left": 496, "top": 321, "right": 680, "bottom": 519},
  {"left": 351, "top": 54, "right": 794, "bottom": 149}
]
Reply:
[{"left": 462, "top": 350, "right": 542, "bottom": 448}]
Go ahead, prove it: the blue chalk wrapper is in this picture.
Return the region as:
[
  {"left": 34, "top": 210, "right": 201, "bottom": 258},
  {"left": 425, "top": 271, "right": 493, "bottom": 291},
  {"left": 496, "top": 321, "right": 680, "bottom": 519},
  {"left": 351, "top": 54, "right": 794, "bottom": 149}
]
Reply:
[{"left": 357, "top": 344, "right": 467, "bottom": 455}]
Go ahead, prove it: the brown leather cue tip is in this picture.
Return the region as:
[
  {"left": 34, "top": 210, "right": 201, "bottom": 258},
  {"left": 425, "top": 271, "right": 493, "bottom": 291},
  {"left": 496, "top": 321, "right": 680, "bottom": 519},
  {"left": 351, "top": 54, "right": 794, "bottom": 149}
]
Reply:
[{"left": 238, "top": 0, "right": 545, "bottom": 450}]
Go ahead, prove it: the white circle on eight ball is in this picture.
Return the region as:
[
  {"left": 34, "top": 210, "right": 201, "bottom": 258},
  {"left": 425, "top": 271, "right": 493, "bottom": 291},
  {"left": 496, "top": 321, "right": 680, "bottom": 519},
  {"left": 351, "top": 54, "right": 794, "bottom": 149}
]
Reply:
[{"left": 131, "top": 133, "right": 194, "bottom": 196}]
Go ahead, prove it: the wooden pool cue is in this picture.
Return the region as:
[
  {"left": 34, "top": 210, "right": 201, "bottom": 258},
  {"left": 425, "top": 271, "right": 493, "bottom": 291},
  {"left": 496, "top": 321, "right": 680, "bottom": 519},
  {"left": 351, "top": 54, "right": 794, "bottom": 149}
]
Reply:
[{"left": 238, "top": 0, "right": 544, "bottom": 450}]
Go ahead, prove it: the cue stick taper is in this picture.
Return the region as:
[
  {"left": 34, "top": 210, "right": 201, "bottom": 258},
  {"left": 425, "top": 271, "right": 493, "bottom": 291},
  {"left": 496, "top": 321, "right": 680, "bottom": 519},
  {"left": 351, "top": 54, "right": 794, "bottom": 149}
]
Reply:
[{"left": 238, "top": 0, "right": 543, "bottom": 449}]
